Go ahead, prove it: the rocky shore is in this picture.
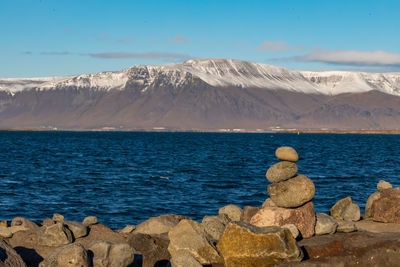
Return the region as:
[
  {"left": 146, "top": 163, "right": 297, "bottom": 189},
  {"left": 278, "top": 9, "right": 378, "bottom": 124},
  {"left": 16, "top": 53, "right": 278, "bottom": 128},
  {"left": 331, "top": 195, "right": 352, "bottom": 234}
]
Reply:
[{"left": 1, "top": 146, "right": 400, "bottom": 267}]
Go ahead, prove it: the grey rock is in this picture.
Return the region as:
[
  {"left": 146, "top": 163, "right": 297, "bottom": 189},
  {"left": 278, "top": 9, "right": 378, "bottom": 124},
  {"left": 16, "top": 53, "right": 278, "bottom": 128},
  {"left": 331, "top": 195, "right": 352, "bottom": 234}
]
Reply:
[
  {"left": 330, "top": 196, "right": 352, "bottom": 220},
  {"left": 168, "top": 219, "right": 221, "bottom": 265},
  {"left": 39, "top": 243, "right": 89, "bottom": 267},
  {"left": 38, "top": 223, "right": 73, "bottom": 247},
  {"left": 315, "top": 213, "right": 338, "bottom": 235},
  {"left": 282, "top": 224, "right": 300, "bottom": 239},
  {"left": 134, "top": 214, "right": 187, "bottom": 235},
  {"left": 89, "top": 240, "right": 135, "bottom": 267},
  {"left": 275, "top": 146, "right": 299, "bottom": 162},
  {"left": 82, "top": 216, "right": 98, "bottom": 226},
  {"left": 266, "top": 161, "right": 298, "bottom": 183},
  {"left": 64, "top": 221, "right": 88, "bottom": 239},
  {"left": 342, "top": 202, "right": 361, "bottom": 222},
  {"left": 267, "top": 175, "right": 315, "bottom": 208},
  {"left": 218, "top": 204, "right": 243, "bottom": 221},
  {"left": 170, "top": 253, "right": 202, "bottom": 267},
  {"left": 377, "top": 180, "right": 392, "bottom": 192},
  {"left": 0, "top": 240, "right": 27, "bottom": 267},
  {"left": 337, "top": 221, "right": 356, "bottom": 233},
  {"left": 201, "top": 214, "right": 230, "bottom": 243}
]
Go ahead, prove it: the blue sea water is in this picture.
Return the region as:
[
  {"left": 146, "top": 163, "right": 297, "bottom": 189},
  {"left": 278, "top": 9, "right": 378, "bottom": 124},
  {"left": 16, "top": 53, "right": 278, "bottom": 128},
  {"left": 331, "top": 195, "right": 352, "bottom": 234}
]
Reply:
[{"left": 0, "top": 131, "right": 399, "bottom": 229}]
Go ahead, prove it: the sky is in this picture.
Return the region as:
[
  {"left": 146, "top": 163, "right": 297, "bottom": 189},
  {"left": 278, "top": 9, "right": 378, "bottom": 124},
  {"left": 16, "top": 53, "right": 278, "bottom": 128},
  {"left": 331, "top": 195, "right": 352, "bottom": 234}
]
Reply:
[{"left": 1, "top": 0, "right": 399, "bottom": 77}]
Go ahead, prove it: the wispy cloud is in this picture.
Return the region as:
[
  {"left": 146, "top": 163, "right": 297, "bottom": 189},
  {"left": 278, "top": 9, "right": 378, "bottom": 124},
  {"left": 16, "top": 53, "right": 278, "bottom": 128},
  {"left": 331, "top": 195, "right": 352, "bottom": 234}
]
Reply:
[
  {"left": 258, "top": 41, "right": 305, "bottom": 52},
  {"left": 171, "top": 35, "right": 189, "bottom": 44},
  {"left": 21, "top": 51, "right": 32, "bottom": 55},
  {"left": 88, "top": 52, "right": 191, "bottom": 61},
  {"left": 40, "top": 51, "right": 71, "bottom": 55},
  {"left": 294, "top": 49, "right": 400, "bottom": 67}
]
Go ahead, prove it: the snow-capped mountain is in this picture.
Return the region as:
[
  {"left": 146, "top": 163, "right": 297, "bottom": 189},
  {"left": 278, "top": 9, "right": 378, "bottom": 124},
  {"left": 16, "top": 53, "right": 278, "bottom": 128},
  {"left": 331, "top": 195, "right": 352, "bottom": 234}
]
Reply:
[
  {"left": 1, "top": 58, "right": 400, "bottom": 131},
  {"left": 1, "top": 58, "right": 399, "bottom": 96}
]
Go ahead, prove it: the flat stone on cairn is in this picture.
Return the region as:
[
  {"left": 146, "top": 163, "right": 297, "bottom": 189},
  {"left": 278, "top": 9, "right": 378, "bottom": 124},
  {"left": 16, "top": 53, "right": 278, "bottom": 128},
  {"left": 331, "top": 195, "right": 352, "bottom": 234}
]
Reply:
[{"left": 251, "top": 146, "right": 317, "bottom": 238}]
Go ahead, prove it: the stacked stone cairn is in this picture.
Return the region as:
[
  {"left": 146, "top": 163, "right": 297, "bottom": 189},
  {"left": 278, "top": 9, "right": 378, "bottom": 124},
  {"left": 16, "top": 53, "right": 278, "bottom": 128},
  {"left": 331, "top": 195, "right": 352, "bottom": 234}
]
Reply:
[{"left": 250, "top": 146, "right": 317, "bottom": 238}]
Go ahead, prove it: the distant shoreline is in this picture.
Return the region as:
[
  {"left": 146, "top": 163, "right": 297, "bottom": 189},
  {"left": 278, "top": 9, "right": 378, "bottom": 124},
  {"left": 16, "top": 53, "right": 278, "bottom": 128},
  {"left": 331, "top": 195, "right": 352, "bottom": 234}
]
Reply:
[{"left": 1, "top": 128, "right": 400, "bottom": 134}]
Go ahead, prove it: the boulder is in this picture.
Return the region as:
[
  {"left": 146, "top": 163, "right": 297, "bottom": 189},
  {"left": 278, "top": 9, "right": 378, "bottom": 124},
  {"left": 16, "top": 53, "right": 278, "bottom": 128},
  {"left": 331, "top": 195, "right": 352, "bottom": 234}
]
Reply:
[
  {"left": 82, "top": 216, "right": 98, "bottom": 226},
  {"left": 11, "top": 217, "right": 39, "bottom": 231},
  {"left": 38, "top": 223, "right": 73, "bottom": 247},
  {"left": 218, "top": 204, "right": 243, "bottom": 221},
  {"left": 266, "top": 161, "right": 298, "bottom": 183},
  {"left": 282, "top": 224, "right": 299, "bottom": 239},
  {"left": 168, "top": 219, "right": 221, "bottom": 265},
  {"left": 377, "top": 180, "right": 392, "bottom": 192},
  {"left": 39, "top": 243, "right": 89, "bottom": 267},
  {"left": 74, "top": 224, "right": 126, "bottom": 250},
  {"left": 127, "top": 233, "right": 170, "bottom": 267},
  {"left": 267, "top": 175, "right": 315, "bottom": 208},
  {"left": 275, "top": 146, "right": 299, "bottom": 162},
  {"left": 201, "top": 214, "right": 230, "bottom": 243},
  {"left": 330, "top": 196, "right": 360, "bottom": 221},
  {"left": 170, "top": 253, "right": 202, "bottom": 267},
  {"left": 240, "top": 206, "right": 260, "bottom": 223},
  {"left": 315, "top": 213, "right": 337, "bottom": 235},
  {"left": 64, "top": 221, "right": 88, "bottom": 239},
  {"left": 88, "top": 240, "right": 135, "bottom": 267},
  {"left": 0, "top": 226, "right": 13, "bottom": 238},
  {"left": 217, "top": 222, "right": 303, "bottom": 266},
  {"left": 370, "top": 188, "right": 400, "bottom": 223},
  {"left": 337, "top": 221, "right": 356, "bottom": 233},
  {"left": 134, "top": 214, "right": 187, "bottom": 235},
  {"left": 262, "top": 198, "right": 277, "bottom": 208},
  {"left": 250, "top": 201, "right": 316, "bottom": 238},
  {"left": 0, "top": 240, "right": 27, "bottom": 267},
  {"left": 365, "top": 192, "right": 381, "bottom": 218}
]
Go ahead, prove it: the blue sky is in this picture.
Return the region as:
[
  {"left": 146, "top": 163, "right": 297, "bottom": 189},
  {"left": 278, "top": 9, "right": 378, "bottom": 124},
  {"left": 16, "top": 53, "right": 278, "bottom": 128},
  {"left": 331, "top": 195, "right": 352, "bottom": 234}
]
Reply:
[{"left": 1, "top": 0, "right": 399, "bottom": 77}]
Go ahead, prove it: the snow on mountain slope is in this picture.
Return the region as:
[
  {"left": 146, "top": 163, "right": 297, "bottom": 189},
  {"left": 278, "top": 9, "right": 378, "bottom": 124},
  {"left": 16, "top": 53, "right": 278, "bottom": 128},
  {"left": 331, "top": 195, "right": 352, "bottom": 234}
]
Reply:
[{"left": 0, "top": 58, "right": 399, "bottom": 96}]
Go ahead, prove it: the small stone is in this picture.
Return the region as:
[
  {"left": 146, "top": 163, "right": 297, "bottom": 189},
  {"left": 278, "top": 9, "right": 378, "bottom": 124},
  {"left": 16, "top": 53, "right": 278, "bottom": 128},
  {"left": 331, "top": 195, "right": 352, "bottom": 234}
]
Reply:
[
  {"left": 82, "top": 216, "right": 98, "bottom": 226},
  {"left": 0, "top": 220, "right": 7, "bottom": 227},
  {"left": 262, "top": 198, "right": 277, "bottom": 208},
  {"left": 250, "top": 201, "right": 316, "bottom": 238},
  {"left": 168, "top": 219, "right": 221, "bottom": 265},
  {"left": 134, "top": 214, "right": 187, "bottom": 235},
  {"left": 377, "top": 180, "right": 392, "bottom": 192},
  {"left": 39, "top": 243, "right": 89, "bottom": 267},
  {"left": 201, "top": 214, "right": 230, "bottom": 243},
  {"left": 315, "top": 213, "right": 338, "bottom": 235},
  {"left": 282, "top": 224, "right": 299, "bottom": 239},
  {"left": 330, "top": 196, "right": 353, "bottom": 220},
  {"left": 275, "top": 146, "right": 299, "bottom": 162},
  {"left": 0, "top": 226, "right": 13, "bottom": 238},
  {"left": 64, "top": 220, "right": 88, "bottom": 238},
  {"left": 217, "top": 221, "right": 303, "bottom": 266},
  {"left": 120, "top": 225, "right": 136, "bottom": 234},
  {"left": 218, "top": 204, "right": 243, "bottom": 221},
  {"left": 337, "top": 221, "right": 356, "bottom": 233},
  {"left": 52, "top": 214, "right": 64, "bottom": 224},
  {"left": 267, "top": 175, "right": 315, "bottom": 208},
  {"left": 342, "top": 202, "right": 361, "bottom": 222},
  {"left": 38, "top": 223, "right": 73, "bottom": 247},
  {"left": 365, "top": 192, "right": 381, "bottom": 218},
  {"left": 240, "top": 206, "right": 260, "bottom": 223},
  {"left": 266, "top": 161, "right": 298, "bottom": 183},
  {"left": 170, "top": 253, "right": 202, "bottom": 267}
]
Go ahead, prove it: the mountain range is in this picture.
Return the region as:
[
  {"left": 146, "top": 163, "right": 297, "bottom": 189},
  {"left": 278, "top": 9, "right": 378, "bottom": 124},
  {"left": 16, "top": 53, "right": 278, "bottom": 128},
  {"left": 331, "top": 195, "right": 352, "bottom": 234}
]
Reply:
[{"left": 1, "top": 58, "right": 400, "bottom": 131}]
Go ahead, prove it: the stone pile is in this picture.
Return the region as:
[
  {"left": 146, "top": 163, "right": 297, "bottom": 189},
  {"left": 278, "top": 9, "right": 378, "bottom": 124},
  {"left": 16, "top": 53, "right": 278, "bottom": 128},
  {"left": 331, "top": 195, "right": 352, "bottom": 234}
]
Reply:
[{"left": 250, "top": 146, "right": 316, "bottom": 238}]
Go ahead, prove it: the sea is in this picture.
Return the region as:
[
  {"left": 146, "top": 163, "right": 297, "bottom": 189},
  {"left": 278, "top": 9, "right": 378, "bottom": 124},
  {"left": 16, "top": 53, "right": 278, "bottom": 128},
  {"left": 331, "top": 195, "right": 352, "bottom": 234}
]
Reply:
[{"left": 0, "top": 131, "right": 399, "bottom": 229}]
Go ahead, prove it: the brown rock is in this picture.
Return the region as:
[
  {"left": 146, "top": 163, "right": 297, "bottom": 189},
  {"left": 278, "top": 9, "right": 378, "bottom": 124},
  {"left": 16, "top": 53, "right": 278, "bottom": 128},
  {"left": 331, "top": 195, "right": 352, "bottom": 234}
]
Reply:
[
  {"left": 0, "top": 240, "right": 27, "bottom": 267},
  {"left": 42, "top": 218, "right": 55, "bottom": 227},
  {"left": 11, "top": 217, "right": 39, "bottom": 231},
  {"left": 250, "top": 201, "right": 316, "bottom": 238},
  {"left": 0, "top": 220, "right": 7, "bottom": 227},
  {"left": 88, "top": 240, "right": 135, "bottom": 267},
  {"left": 218, "top": 204, "right": 243, "bottom": 221},
  {"left": 266, "top": 161, "right": 298, "bottom": 183},
  {"left": 336, "top": 221, "right": 356, "bottom": 233},
  {"left": 275, "top": 146, "right": 299, "bottom": 162},
  {"left": 370, "top": 188, "right": 400, "bottom": 223},
  {"left": 127, "top": 233, "right": 170, "bottom": 267},
  {"left": 201, "top": 214, "right": 230, "bottom": 243},
  {"left": 365, "top": 191, "right": 381, "bottom": 218},
  {"left": 52, "top": 214, "right": 64, "bottom": 224},
  {"left": 38, "top": 223, "right": 73, "bottom": 247},
  {"left": 355, "top": 220, "right": 400, "bottom": 233},
  {"left": 262, "top": 198, "right": 277, "bottom": 208},
  {"left": 330, "top": 196, "right": 360, "bottom": 221},
  {"left": 342, "top": 202, "right": 361, "bottom": 222},
  {"left": 39, "top": 243, "right": 89, "bottom": 267},
  {"left": 0, "top": 226, "right": 13, "bottom": 238},
  {"left": 64, "top": 221, "right": 88, "bottom": 239},
  {"left": 267, "top": 175, "right": 315, "bottom": 208},
  {"left": 82, "top": 216, "right": 98, "bottom": 226},
  {"left": 118, "top": 225, "right": 136, "bottom": 234},
  {"left": 377, "top": 180, "right": 392, "bottom": 192},
  {"left": 217, "top": 221, "right": 303, "bottom": 266},
  {"left": 134, "top": 214, "right": 187, "bottom": 235},
  {"left": 170, "top": 253, "right": 202, "bottom": 267},
  {"left": 168, "top": 219, "right": 221, "bottom": 265},
  {"left": 74, "top": 224, "right": 127, "bottom": 250},
  {"left": 282, "top": 224, "right": 300, "bottom": 239},
  {"left": 240, "top": 206, "right": 260, "bottom": 223}
]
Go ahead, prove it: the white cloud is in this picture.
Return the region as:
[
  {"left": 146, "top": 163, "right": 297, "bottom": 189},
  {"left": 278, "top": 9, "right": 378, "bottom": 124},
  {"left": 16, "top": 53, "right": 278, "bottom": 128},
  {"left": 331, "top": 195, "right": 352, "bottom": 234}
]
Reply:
[{"left": 295, "top": 49, "right": 400, "bottom": 66}]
